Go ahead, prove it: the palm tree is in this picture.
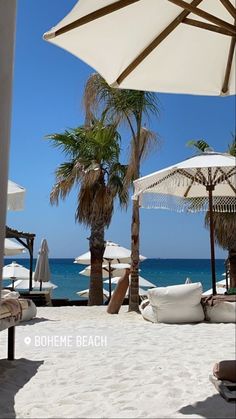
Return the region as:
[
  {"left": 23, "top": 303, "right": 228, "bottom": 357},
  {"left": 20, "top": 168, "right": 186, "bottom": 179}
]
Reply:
[
  {"left": 47, "top": 117, "right": 128, "bottom": 305},
  {"left": 83, "top": 74, "right": 159, "bottom": 311},
  {"left": 187, "top": 137, "right": 236, "bottom": 289}
]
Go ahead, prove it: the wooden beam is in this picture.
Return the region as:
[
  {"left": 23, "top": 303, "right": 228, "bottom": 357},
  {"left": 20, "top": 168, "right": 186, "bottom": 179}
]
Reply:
[
  {"left": 44, "top": 0, "right": 139, "bottom": 39},
  {"left": 168, "top": 0, "right": 236, "bottom": 35},
  {"left": 219, "top": 0, "right": 236, "bottom": 19},
  {"left": 222, "top": 30, "right": 236, "bottom": 94},
  {"left": 116, "top": 0, "right": 203, "bottom": 85},
  {"left": 183, "top": 18, "right": 235, "bottom": 36}
]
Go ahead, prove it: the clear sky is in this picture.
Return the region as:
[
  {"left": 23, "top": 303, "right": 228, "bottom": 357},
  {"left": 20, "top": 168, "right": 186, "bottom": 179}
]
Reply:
[{"left": 7, "top": 0, "right": 236, "bottom": 259}]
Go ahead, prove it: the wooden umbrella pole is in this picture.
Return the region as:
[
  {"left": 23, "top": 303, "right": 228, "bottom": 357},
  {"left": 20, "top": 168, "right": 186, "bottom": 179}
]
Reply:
[
  {"left": 207, "top": 185, "right": 217, "bottom": 295},
  {"left": 108, "top": 261, "right": 112, "bottom": 300}
]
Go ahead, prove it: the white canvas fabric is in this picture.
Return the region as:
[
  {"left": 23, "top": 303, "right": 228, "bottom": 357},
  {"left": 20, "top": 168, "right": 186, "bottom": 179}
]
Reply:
[
  {"left": 7, "top": 180, "right": 25, "bottom": 211},
  {"left": 34, "top": 239, "right": 51, "bottom": 284},
  {"left": 147, "top": 282, "right": 204, "bottom": 323},
  {"left": 4, "top": 239, "right": 25, "bottom": 256},
  {"left": 21, "top": 300, "right": 37, "bottom": 322},
  {"left": 206, "top": 302, "right": 236, "bottom": 323},
  {"left": 44, "top": 0, "right": 236, "bottom": 96},
  {"left": 140, "top": 299, "right": 158, "bottom": 323},
  {"left": 75, "top": 241, "right": 146, "bottom": 264}
]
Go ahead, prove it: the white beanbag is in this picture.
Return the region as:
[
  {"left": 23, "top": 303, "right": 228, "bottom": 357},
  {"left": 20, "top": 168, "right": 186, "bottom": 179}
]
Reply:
[
  {"left": 140, "top": 299, "right": 157, "bottom": 323},
  {"left": 21, "top": 300, "right": 37, "bottom": 322},
  {"left": 147, "top": 283, "right": 204, "bottom": 323},
  {"left": 206, "top": 302, "right": 236, "bottom": 323}
]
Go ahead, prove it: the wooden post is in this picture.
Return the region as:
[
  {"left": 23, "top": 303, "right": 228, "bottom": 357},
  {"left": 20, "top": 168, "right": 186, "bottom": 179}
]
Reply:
[
  {"left": 8, "top": 326, "right": 15, "bottom": 360},
  {"left": 207, "top": 185, "right": 217, "bottom": 295}
]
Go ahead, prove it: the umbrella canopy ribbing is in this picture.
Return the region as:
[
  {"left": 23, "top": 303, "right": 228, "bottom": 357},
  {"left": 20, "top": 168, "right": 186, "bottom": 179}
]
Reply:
[
  {"left": 133, "top": 152, "right": 236, "bottom": 295},
  {"left": 9, "top": 279, "right": 57, "bottom": 290},
  {"left": 44, "top": 0, "right": 236, "bottom": 96}
]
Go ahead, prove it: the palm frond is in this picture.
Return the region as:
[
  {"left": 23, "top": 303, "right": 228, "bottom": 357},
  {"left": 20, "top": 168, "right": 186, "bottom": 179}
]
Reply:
[{"left": 186, "top": 139, "right": 211, "bottom": 153}]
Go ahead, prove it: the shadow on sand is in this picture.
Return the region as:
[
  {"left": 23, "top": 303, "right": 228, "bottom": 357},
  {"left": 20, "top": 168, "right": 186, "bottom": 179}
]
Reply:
[
  {"left": 0, "top": 358, "right": 43, "bottom": 419},
  {"left": 20, "top": 317, "right": 58, "bottom": 326},
  {"left": 178, "top": 393, "right": 235, "bottom": 418}
]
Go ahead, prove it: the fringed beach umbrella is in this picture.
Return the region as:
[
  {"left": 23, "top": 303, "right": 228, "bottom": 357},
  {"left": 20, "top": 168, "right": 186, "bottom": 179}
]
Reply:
[
  {"left": 133, "top": 151, "right": 236, "bottom": 295},
  {"left": 34, "top": 239, "right": 51, "bottom": 291},
  {"left": 43, "top": 0, "right": 236, "bottom": 96}
]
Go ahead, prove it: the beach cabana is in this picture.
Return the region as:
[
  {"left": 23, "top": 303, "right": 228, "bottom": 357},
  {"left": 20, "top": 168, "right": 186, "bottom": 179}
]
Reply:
[{"left": 133, "top": 151, "right": 236, "bottom": 295}]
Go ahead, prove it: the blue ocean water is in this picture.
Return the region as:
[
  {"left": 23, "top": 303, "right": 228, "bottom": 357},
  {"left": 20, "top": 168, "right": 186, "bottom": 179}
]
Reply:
[{"left": 3, "top": 258, "right": 226, "bottom": 300}]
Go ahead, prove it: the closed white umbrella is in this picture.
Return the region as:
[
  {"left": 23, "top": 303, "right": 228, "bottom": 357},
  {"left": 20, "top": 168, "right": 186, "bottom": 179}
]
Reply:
[
  {"left": 34, "top": 239, "right": 51, "bottom": 291},
  {"left": 133, "top": 152, "right": 236, "bottom": 295},
  {"left": 44, "top": 0, "right": 236, "bottom": 96},
  {"left": 4, "top": 239, "right": 25, "bottom": 256},
  {"left": 7, "top": 180, "right": 25, "bottom": 211}
]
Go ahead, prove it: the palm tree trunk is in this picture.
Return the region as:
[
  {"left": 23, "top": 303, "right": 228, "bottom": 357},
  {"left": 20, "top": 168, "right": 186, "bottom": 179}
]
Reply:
[
  {"left": 129, "top": 100, "right": 143, "bottom": 312},
  {"left": 129, "top": 197, "right": 140, "bottom": 311},
  {"left": 88, "top": 220, "right": 105, "bottom": 305},
  {"left": 228, "top": 249, "right": 236, "bottom": 289}
]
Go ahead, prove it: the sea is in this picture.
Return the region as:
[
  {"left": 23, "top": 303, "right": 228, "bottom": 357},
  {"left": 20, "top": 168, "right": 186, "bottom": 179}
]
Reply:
[{"left": 3, "top": 258, "right": 226, "bottom": 301}]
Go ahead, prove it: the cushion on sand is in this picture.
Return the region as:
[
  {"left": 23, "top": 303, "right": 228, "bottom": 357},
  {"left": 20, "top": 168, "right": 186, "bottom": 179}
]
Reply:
[
  {"left": 206, "top": 302, "right": 236, "bottom": 323},
  {"left": 213, "top": 361, "right": 236, "bottom": 382},
  {"left": 21, "top": 300, "right": 37, "bottom": 322},
  {"left": 147, "top": 283, "right": 204, "bottom": 323},
  {"left": 139, "top": 299, "right": 157, "bottom": 323}
]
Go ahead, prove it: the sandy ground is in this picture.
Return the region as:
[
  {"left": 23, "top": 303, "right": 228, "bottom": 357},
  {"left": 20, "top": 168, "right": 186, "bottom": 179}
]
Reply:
[{"left": 0, "top": 306, "right": 235, "bottom": 419}]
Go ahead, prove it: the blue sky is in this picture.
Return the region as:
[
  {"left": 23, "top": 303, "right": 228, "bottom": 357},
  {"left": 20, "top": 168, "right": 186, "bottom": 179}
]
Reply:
[{"left": 7, "top": 0, "right": 236, "bottom": 259}]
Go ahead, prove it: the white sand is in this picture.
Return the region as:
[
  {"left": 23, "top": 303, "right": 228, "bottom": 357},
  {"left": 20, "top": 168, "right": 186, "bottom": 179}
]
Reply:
[{"left": 0, "top": 306, "right": 235, "bottom": 418}]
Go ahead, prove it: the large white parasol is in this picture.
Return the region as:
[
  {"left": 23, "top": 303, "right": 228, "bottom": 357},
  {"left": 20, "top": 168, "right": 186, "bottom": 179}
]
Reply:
[
  {"left": 133, "top": 152, "right": 236, "bottom": 294},
  {"left": 4, "top": 239, "right": 25, "bottom": 256},
  {"left": 44, "top": 0, "right": 236, "bottom": 96},
  {"left": 7, "top": 180, "right": 25, "bottom": 211},
  {"left": 75, "top": 241, "right": 146, "bottom": 298}
]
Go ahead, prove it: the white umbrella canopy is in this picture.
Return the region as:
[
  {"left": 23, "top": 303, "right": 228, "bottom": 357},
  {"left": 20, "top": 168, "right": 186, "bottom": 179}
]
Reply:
[
  {"left": 2, "top": 262, "right": 31, "bottom": 280},
  {"left": 34, "top": 239, "right": 51, "bottom": 289},
  {"left": 133, "top": 151, "right": 236, "bottom": 295},
  {"left": 77, "top": 288, "right": 109, "bottom": 301},
  {"left": 10, "top": 279, "right": 57, "bottom": 290},
  {"left": 44, "top": 0, "right": 236, "bottom": 96},
  {"left": 79, "top": 263, "right": 130, "bottom": 278},
  {"left": 4, "top": 239, "right": 25, "bottom": 256},
  {"left": 7, "top": 180, "right": 25, "bottom": 211},
  {"left": 74, "top": 241, "right": 146, "bottom": 264},
  {"left": 104, "top": 275, "right": 156, "bottom": 288}
]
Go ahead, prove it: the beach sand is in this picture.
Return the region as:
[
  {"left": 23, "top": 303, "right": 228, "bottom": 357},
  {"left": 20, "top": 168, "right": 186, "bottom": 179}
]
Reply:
[{"left": 0, "top": 306, "right": 235, "bottom": 418}]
